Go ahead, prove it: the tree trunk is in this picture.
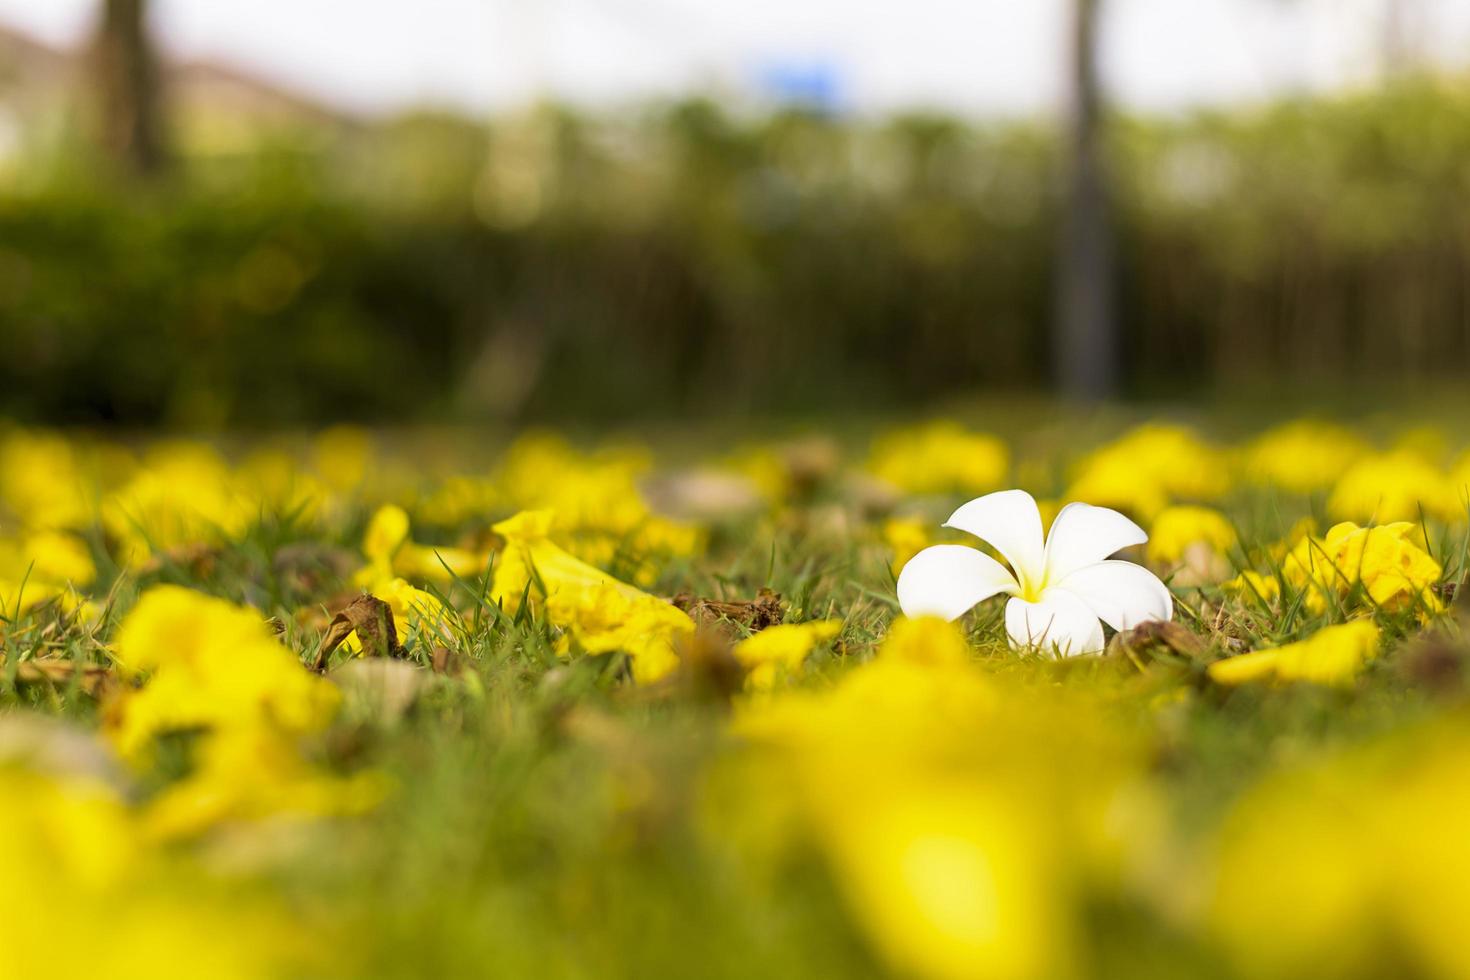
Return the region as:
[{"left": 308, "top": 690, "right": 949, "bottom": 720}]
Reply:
[
  {"left": 1055, "top": 0, "right": 1118, "bottom": 401},
  {"left": 92, "top": 0, "right": 167, "bottom": 176}
]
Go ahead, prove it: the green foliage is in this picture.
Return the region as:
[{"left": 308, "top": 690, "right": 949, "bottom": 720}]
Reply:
[{"left": 4, "top": 81, "right": 1470, "bottom": 425}]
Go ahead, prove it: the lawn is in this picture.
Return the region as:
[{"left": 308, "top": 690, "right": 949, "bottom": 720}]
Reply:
[{"left": 3, "top": 413, "right": 1469, "bottom": 980}]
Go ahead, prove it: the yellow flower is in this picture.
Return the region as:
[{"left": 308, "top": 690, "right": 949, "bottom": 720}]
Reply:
[
  {"left": 1211, "top": 721, "right": 1470, "bottom": 979},
  {"left": 867, "top": 421, "right": 1010, "bottom": 496},
  {"left": 10, "top": 529, "right": 96, "bottom": 586},
  {"left": 1146, "top": 505, "right": 1237, "bottom": 567},
  {"left": 883, "top": 516, "right": 932, "bottom": 575},
  {"left": 491, "top": 510, "right": 694, "bottom": 683},
  {"left": 0, "top": 529, "right": 97, "bottom": 615},
  {"left": 1233, "top": 522, "right": 1443, "bottom": 618},
  {"left": 102, "top": 442, "right": 256, "bottom": 564},
  {"left": 0, "top": 765, "right": 137, "bottom": 890},
  {"left": 1222, "top": 569, "right": 1281, "bottom": 606},
  {"left": 0, "top": 429, "right": 98, "bottom": 529},
  {"left": 495, "top": 431, "right": 649, "bottom": 531},
  {"left": 825, "top": 785, "right": 1061, "bottom": 980},
  {"left": 1242, "top": 420, "right": 1370, "bottom": 494},
  {"left": 353, "top": 504, "right": 487, "bottom": 587},
  {"left": 492, "top": 431, "right": 704, "bottom": 583},
  {"left": 108, "top": 586, "right": 341, "bottom": 761},
  {"left": 1391, "top": 425, "right": 1449, "bottom": 465},
  {"left": 1262, "top": 516, "right": 1319, "bottom": 562},
  {"left": 143, "top": 727, "right": 388, "bottom": 841},
  {"left": 103, "top": 586, "right": 387, "bottom": 843},
  {"left": 1066, "top": 424, "right": 1229, "bottom": 521},
  {"left": 416, "top": 474, "right": 500, "bottom": 527},
  {"left": 1450, "top": 449, "right": 1470, "bottom": 501},
  {"left": 362, "top": 502, "right": 412, "bottom": 563},
  {"left": 1327, "top": 451, "right": 1462, "bottom": 524},
  {"left": 733, "top": 620, "right": 841, "bottom": 691},
  {"left": 0, "top": 763, "right": 310, "bottom": 980},
  {"left": 878, "top": 615, "right": 971, "bottom": 667},
  {"left": 1322, "top": 521, "right": 1442, "bottom": 613},
  {"left": 726, "top": 659, "right": 1148, "bottom": 980},
  {"left": 1207, "top": 619, "right": 1379, "bottom": 687}
]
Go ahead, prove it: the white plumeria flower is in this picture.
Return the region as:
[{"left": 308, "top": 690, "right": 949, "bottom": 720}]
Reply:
[{"left": 896, "top": 489, "right": 1172, "bottom": 656}]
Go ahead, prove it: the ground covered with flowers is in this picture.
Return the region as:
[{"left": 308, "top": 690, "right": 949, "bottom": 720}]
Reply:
[{"left": 4, "top": 414, "right": 1470, "bottom": 979}]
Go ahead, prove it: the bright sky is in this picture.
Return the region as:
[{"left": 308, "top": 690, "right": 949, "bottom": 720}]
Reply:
[{"left": 4, "top": 0, "right": 1470, "bottom": 117}]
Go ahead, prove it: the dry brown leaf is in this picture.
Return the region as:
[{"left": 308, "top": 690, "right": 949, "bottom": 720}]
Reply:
[
  {"left": 1106, "top": 620, "right": 1207, "bottom": 667},
  {"left": 670, "top": 588, "right": 783, "bottom": 638},
  {"left": 312, "top": 594, "right": 402, "bottom": 671},
  {"left": 9, "top": 658, "right": 114, "bottom": 697},
  {"left": 430, "top": 645, "right": 464, "bottom": 677}
]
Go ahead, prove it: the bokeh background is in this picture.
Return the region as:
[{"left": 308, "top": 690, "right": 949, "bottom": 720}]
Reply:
[{"left": 2, "top": 0, "right": 1469, "bottom": 427}]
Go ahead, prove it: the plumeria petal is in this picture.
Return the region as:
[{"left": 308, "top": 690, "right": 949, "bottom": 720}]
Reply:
[
  {"left": 897, "top": 545, "right": 1019, "bottom": 621},
  {"left": 1043, "top": 502, "right": 1148, "bottom": 583},
  {"left": 1054, "top": 560, "right": 1173, "bottom": 632},
  {"left": 1003, "top": 591, "right": 1105, "bottom": 657},
  {"left": 943, "top": 490, "right": 1046, "bottom": 590}
]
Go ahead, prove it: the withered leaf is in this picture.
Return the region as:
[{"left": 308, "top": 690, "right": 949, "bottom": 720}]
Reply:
[
  {"left": 1107, "top": 620, "right": 1207, "bottom": 667},
  {"left": 670, "top": 588, "right": 783, "bottom": 638},
  {"left": 312, "top": 594, "right": 402, "bottom": 671},
  {"left": 431, "top": 645, "right": 464, "bottom": 677},
  {"left": 11, "top": 659, "right": 114, "bottom": 697}
]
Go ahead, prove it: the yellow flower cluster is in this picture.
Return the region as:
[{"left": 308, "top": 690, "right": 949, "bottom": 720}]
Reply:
[
  {"left": 732, "top": 620, "right": 842, "bottom": 692},
  {"left": 0, "top": 528, "right": 97, "bottom": 616},
  {"left": 1146, "top": 505, "right": 1236, "bottom": 566},
  {"left": 1212, "top": 722, "right": 1470, "bottom": 978},
  {"left": 722, "top": 618, "right": 1152, "bottom": 980},
  {"left": 0, "top": 428, "right": 104, "bottom": 528},
  {"left": 882, "top": 514, "right": 934, "bottom": 575},
  {"left": 1066, "top": 424, "right": 1230, "bottom": 520},
  {"left": 1329, "top": 450, "right": 1466, "bottom": 523},
  {"left": 1226, "top": 521, "right": 1443, "bottom": 616},
  {"left": 102, "top": 442, "right": 261, "bottom": 565},
  {"left": 491, "top": 510, "right": 695, "bottom": 683},
  {"left": 107, "top": 586, "right": 385, "bottom": 838},
  {"left": 1145, "top": 504, "right": 1237, "bottom": 584},
  {"left": 0, "top": 763, "right": 301, "bottom": 980},
  {"left": 868, "top": 420, "right": 1010, "bottom": 496},
  {"left": 1, "top": 415, "right": 1469, "bottom": 980},
  {"left": 354, "top": 503, "right": 487, "bottom": 586},
  {"left": 1243, "top": 419, "right": 1371, "bottom": 493},
  {"left": 493, "top": 432, "right": 704, "bottom": 586}
]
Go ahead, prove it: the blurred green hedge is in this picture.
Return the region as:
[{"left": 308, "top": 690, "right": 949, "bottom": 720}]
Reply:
[{"left": 2, "top": 81, "right": 1469, "bottom": 426}]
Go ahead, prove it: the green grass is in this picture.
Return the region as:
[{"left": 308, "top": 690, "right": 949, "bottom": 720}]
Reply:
[{"left": 3, "top": 436, "right": 1468, "bottom": 980}]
